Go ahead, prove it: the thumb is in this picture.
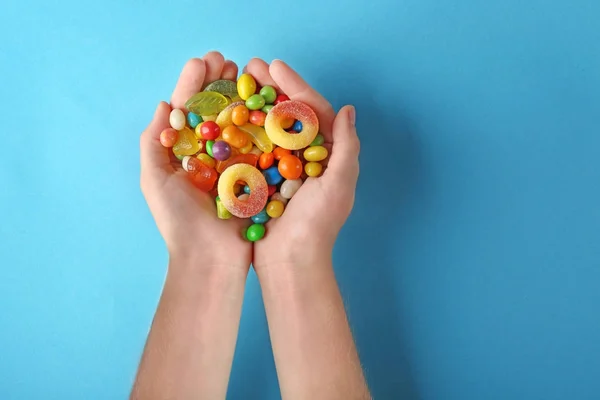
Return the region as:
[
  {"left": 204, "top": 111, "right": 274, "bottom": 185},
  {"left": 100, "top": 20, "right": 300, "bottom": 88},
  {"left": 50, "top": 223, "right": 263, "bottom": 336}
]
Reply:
[
  {"left": 324, "top": 105, "right": 360, "bottom": 188},
  {"left": 140, "top": 101, "right": 172, "bottom": 175}
]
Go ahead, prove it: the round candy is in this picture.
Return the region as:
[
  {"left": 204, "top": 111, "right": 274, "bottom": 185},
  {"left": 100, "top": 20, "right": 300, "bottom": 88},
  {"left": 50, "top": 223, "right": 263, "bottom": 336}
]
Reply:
[
  {"left": 270, "top": 192, "right": 288, "bottom": 205},
  {"left": 304, "top": 145, "right": 328, "bottom": 162},
  {"left": 200, "top": 121, "right": 221, "bottom": 140},
  {"left": 244, "top": 185, "right": 251, "bottom": 194},
  {"left": 169, "top": 109, "right": 186, "bottom": 130},
  {"left": 305, "top": 162, "right": 323, "bottom": 177},
  {"left": 246, "top": 94, "right": 266, "bottom": 111},
  {"left": 249, "top": 110, "right": 267, "bottom": 126},
  {"left": 261, "top": 104, "right": 274, "bottom": 114},
  {"left": 273, "top": 147, "right": 291, "bottom": 160},
  {"left": 292, "top": 120, "right": 303, "bottom": 132},
  {"left": 280, "top": 179, "right": 303, "bottom": 199},
  {"left": 212, "top": 141, "right": 231, "bottom": 161},
  {"left": 187, "top": 112, "right": 202, "bottom": 129},
  {"left": 197, "top": 153, "right": 216, "bottom": 168},
  {"left": 216, "top": 101, "right": 245, "bottom": 130},
  {"left": 160, "top": 128, "right": 178, "bottom": 148},
  {"left": 259, "top": 86, "right": 277, "bottom": 104},
  {"left": 239, "top": 140, "right": 253, "bottom": 154},
  {"left": 237, "top": 74, "right": 257, "bottom": 101},
  {"left": 251, "top": 209, "right": 270, "bottom": 224},
  {"left": 278, "top": 154, "right": 303, "bottom": 180},
  {"left": 246, "top": 223, "right": 266, "bottom": 242},
  {"left": 265, "top": 100, "right": 319, "bottom": 150},
  {"left": 274, "top": 94, "right": 290, "bottom": 105},
  {"left": 206, "top": 140, "right": 215, "bottom": 157},
  {"left": 268, "top": 185, "right": 276, "bottom": 196},
  {"left": 281, "top": 117, "right": 295, "bottom": 130},
  {"left": 218, "top": 164, "right": 268, "bottom": 218},
  {"left": 222, "top": 126, "right": 249, "bottom": 149},
  {"left": 232, "top": 105, "right": 250, "bottom": 126},
  {"left": 263, "top": 166, "right": 283, "bottom": 185},
  {"left": 266, "top": 200, "right": 284, "bottom": 218},
  {"left": 259, "top": 152, "right": 274, "bottom": 170},
  {"left": 238, "top": 193, "right": 250, "bottom": 201},
  {"left": 310, "top": 133, "right": 325, "bottom": 146}
]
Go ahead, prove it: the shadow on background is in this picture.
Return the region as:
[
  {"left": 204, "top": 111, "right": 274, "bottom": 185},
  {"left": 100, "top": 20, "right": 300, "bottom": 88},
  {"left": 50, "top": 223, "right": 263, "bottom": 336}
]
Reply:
[{"left": 308, "top": 59, "right": 427, "bottom": 399}]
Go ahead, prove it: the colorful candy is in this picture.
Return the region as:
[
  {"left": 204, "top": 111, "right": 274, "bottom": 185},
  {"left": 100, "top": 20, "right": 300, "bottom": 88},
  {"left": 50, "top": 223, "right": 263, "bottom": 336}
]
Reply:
[
  {"left": 161, "top": 69, "right": 331, "bottom": 241},
  {"left": 185, "top": 92, "right": 230, "bottom": 115},
  {"left": 266, "top": 200, "right": 284, "bottom": 218},
  {"left": 237, "top": 74, "right": 257, "bottom": 101},
  {"left": 212, "top": 141, "right": 232, "bottom": 161},
  {"left": 278, "top": 154, "right": 303, "bottom": 180},
  {"left": 160, "top": 128, "right": 178, "bottom": 148},
  {"left": 265, "top": 100, "right": 319, "bottom": 150},
  {"left": 169, "top": 109, "right": 186, "bottom": 130},
  {"left": 218, "top": 164, "right": 268, "bottom": 218}
]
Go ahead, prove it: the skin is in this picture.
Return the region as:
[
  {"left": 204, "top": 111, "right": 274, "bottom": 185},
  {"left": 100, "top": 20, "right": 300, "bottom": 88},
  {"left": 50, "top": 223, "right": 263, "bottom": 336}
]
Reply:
[{"left": 132, "top": 52, "right": 369, "bottom": 399}]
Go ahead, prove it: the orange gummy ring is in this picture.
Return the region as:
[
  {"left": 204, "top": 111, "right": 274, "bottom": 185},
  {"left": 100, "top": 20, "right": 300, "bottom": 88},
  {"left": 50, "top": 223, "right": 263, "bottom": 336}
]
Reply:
[
  {"left": 264, "top": 100, "right": 319, "bottom": 150},
  {"left": 217, "top": 164, "right": 268, "bottom": 218}
]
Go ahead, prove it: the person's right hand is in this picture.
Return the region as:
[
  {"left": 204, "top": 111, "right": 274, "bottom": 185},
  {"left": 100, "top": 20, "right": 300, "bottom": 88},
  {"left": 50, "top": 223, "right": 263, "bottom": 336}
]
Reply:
[
  {"left": 246, "top": 59, "right": 361, "bottom": 270},
  {"left": 140, "top": 52, "right": 251, "bottom": 271}
]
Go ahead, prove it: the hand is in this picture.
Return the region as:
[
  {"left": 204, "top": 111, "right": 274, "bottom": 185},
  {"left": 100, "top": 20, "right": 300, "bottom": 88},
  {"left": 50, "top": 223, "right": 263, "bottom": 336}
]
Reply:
[
  {"left": 140, "top": 52, "right": 251, "bottom": 270},
  {"left": 248, "top": 59, "right": 361, "bottom": 269}
]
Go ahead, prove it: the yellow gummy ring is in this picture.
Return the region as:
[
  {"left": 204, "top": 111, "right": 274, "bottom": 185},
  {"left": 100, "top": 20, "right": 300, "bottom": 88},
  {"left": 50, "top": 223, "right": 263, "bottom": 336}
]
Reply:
[{"left": 264, "top": 100, "right": 319, "bottom": 150}]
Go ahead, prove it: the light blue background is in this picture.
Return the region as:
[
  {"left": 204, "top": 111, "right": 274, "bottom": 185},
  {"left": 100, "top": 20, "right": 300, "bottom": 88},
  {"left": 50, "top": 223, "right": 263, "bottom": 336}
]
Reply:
[{"left": 1, "top": 0, "right": 599, "bottom": 399}]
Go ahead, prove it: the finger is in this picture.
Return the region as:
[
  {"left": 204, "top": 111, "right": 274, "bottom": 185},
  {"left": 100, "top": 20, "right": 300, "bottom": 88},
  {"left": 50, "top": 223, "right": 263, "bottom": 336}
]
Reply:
[
  {"left": 203, "top": 51, "right": 226, "bottom": 87},
  {"left": 140, "top": 101, "right": 173, "bottom": 174},
  {"left": 170, "top": 58, "right": 206, "bottom": 109},
  {"left": 323, "top": 105, "right": 359, "bottom": 187},
  {"left": 246, "top": 58, "right": 279, "bottom": 89},
  {"left": 269, "top": 59, "right": 336, "bottom": 141},
  {"left": 221, "top": 60, "right": 239, "bottom": 80}
]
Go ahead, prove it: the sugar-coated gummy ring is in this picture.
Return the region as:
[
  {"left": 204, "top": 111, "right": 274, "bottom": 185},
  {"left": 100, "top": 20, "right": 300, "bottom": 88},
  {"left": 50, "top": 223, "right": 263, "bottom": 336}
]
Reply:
[
  {"left": 218, "top": 164, "right": 268, "bottom": 218},
  {"left": 265, "top": 100, "right": 319, "bottom": 150}
]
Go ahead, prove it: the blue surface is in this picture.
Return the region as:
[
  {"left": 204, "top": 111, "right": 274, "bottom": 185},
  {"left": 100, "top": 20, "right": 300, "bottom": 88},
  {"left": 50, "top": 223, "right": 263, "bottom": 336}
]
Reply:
[{"left": 1, "top": 0, "right": 599, "bottom": 399}]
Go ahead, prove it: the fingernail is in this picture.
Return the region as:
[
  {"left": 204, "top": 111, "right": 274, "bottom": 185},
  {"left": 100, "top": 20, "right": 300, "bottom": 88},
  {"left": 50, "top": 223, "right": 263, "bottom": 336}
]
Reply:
[{"left": 349, "top": 106, "right": 356, "bottom": 126}]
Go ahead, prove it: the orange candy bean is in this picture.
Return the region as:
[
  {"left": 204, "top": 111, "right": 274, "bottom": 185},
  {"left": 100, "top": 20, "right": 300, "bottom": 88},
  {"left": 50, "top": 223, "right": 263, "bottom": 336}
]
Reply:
[
  {"left": 249, "top": 110, "right": 267, "bottom": 126},
  {"left": 232, "top": 105, "right": 250, "bottom": 126},
  {"left": 273, "top": 147, "right": 291, "bottom": 160},
  {"left": 278, "top": 154, "right": 303, "bottom": 180},
  {"left": 222, "top": 126, "right": 249, "bottom": 149},
  {"left": 259, "top": 152, "right": 274, "bottom": 169}
]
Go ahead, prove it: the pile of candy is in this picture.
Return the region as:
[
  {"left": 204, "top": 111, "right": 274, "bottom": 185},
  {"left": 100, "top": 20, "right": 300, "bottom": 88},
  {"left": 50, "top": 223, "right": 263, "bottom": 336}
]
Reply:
[{"left": 159, "top": 73, "right": 327, "bottom": 241}]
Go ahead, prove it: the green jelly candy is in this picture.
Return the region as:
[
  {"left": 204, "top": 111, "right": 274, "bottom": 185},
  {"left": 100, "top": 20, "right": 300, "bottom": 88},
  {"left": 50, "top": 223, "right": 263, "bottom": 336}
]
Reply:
[
  {"left": 206, "top": 140, "right": 215, "bottom": 157},
  {"left": 185, "top": 92, "right": 229, "bottom": 115},
  {"left": 310, "top": 133, "right": 325, "bottom": 147},
  {"left": 259, "top": 86, "right": 277, "bottom": 104},
  {"left": 204, "top": 80, "right": 241, "bottom": 101},
  {"left": 175, "top": 154, "right": 185, "bottom": 161},
  {"left": 216, "top": 197, "right": 232, "bottom": 220},
  {"left": 245, "top": 223, "right": 266, "bottom": 242},
  {"left": 245, "top": 94, "right": 266, "bottom": 111},
  {"left": 261, "top": 104, "right": 274, "bottom": 114}
]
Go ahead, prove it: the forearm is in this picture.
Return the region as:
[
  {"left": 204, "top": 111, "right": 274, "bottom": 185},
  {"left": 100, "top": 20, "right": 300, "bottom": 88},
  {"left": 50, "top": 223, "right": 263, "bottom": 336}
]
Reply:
[
  {"left": 257, "top": 256, "right": 370, "bottom": 400},
  {"left": 131, "top": 255, "right": 247, "bottom": 400}
]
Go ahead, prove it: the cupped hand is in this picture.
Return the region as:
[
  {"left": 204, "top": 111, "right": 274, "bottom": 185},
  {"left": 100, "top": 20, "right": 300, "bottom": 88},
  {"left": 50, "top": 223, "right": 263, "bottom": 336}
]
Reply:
[
  {"left": 247, "top": 59, "right": 361, "bottom": 269},
  {"left": 140, "top": 52, "right": 251, "bottom": 270}
]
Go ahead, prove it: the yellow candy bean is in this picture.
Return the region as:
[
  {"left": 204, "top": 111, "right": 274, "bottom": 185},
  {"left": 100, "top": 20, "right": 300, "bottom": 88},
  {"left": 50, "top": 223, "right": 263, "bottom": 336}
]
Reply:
[
  {"left": 239, "top": 140, "right": 254, "bottom": 154},
  {"left": 303, "top": 145, "right": 328, "bottom": 162},
  {"left": 266, "top": 200, "right": 285, "bottom": 218},
  {"left": 197, "top": 153, "right": 216, "bottom": 168},
  {"left": 237, "top": 74, "right": 257, "bottom": 101},
  {"left": 304, "top": 162, "right": 323, "bottom": 177}
]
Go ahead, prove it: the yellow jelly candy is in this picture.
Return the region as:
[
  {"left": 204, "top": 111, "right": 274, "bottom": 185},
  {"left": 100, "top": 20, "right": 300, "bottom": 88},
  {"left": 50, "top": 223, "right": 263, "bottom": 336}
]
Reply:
[
  {"left": 204, "top": 80, "right": 241, "bottom": 101},
  {"left": 304, "top": 161, "right": 323, "bottom": 177},
  {"left": 173, "top": 127, "right": 200, "bottom": 156},
  {"left": 201, "top": 114, "right": 218, "bottom": 122},
  {"left": 237, "top": 74, "right": 257, "bottom": 101},
  {"left": 238, "top": 123, "right": 274, "bottom": 153},
  {"left": 185, "top": 92, "right": 229, "bottom": 115},
  {"left": 216, "top": 197, "right": 232, "bottom": 219},
  {"left": 239, "top": 140, "right": 254, "bottom": 154},
  {"left": 216, "top": 101, "right": 245, "bottom": 130}
]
